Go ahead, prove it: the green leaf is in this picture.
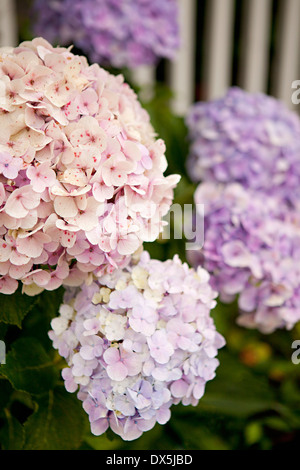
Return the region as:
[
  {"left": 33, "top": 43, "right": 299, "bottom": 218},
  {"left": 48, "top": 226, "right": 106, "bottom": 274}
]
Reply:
[
  {"left": 171, "top": 417, "right": 230, "bottom": 450},
  {"left": 23, "top": 387, "right": 86, "bottom": 450},
  {"left": 0, "top": 322, "right": 8, "bottom": 340},
  {"left": 1, "top": 409, "right": 25, "bottom": 450},
  {"left": 21, "top": 288, "right": 64, "bottom": 351},
  {"left": 85, "top": 433, "right": 124, "bottom": 451},
  {"left": 0, "top": 379, "right": 13, "bottom": 411},
  {"left": 34, "top": 288, "right": 65, "bottom": 320},
  {"left": 244, "top": 422, "right": 263, "bottom": 445},
  {"left": 1, "top": 337, "right": 58, "bottom": 395},
  {"left": 195, "top": 350, "right": 276, "bottom": 418},
  {"left": 262, "top": 416, "right": 291, "bottom": 433},
  {"left": 0, "top": 287, "right": 39, "bottom": 328},
  {"left": 143, "top": 84, "right": 190, "bottom": 177}
]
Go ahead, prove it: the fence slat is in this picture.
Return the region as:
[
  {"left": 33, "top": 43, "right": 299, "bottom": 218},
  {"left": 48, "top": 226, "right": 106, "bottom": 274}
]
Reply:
[
  {"left": 131, "top": 65, "right": 156, "bottom": 103},
  {"left": 169, "top": 0, "right": 197, "bottom": 116},
  {"left": 240, "top": 0, "right": 272, "bottom": 93},
  {"left": 274, "top": 0, "right": 300, "bottom": 109},
  {"left": 204, "top": 0, "right": 235, "bottom": 100},
  {"left": 0, "top": 0, "right": 18, "bottom": 47}
]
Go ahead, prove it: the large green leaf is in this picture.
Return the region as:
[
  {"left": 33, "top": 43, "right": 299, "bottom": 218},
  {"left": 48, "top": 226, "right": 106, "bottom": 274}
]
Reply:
[
  {"left": 23, "top": 387, "right": 86, "bottom": 450},
  {"left": 1, "top": 337, "right": 58, "bottom": 395},
  {"left": 195, "top": 350, "right": 276, "bottom": 418},
  {"left": 0, "top": 287, "right": 39, "bottom": 328},
  {"left": 0, "top": 410, "right": 25, "bottom": 450},
  {"left": 21, "top": 288, "right": 64, "bottom": 351},
  {"left": 170, "top": 417, "right": 230, "bottom": 450},
  {"left": 0, "top": 379, "right": 13, "bottom": 411}
]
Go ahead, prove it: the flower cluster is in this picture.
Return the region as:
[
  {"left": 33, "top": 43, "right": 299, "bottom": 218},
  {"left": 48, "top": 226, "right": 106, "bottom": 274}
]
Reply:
[
  {"left": 186, "top": 87, "right": 300, "bottom": 207},
  {"left": 0, "top": 37, "right": 179, "bottom": 295},
  {"left": 32, "top": 0, "right": 180, "bottom": 69},
  {"left": 49, "top": 251, "right": 225, "bottom": 441},
  {"left": 188, "top": 182, "right": 300, "bottom": 333}
]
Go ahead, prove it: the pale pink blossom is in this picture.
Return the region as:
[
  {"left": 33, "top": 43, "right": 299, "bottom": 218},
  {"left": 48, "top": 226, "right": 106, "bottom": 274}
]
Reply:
[
  {"left": 0, "top": 275, "right": 18, "bottom": 294},
  {"left": 0, "top": 38, "right": 179, "bottom": 294},
  {"left": 66, "top": 197, "right": 105, "bottom": 232},
  {"left": 92, "top": 180, "right": 114, "bottom": 203},
  {"left": 103, "top": 347, "right": 142, "bottom": 382},
  {"left": 26, "top": 161, "right": 56, "bottom": 192},
  {"left": 101, "top": 153, "right": 135, "bottom": 187},
  {"left": 5, "top": 186, "right": 40, "bottom": 218},
  {"left": 67, "top": 116, "right": 107, "bottom": 153},
  {"left": 0, "top": 152, "right": 23, "bottom": 179},
  {"left": 16, "top": 227, "right": 51, "bottom": 258}
]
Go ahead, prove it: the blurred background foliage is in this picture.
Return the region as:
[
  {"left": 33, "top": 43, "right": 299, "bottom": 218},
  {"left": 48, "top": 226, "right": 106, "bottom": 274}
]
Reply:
[{"left": 0, "top": 0, "right": 300, "bottom": 451}]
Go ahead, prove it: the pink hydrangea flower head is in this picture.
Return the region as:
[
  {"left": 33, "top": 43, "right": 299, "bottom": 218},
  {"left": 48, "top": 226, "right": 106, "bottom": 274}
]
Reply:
[
  {"left": 49, "top": 250, "right": 225, "bottom": 441},
  {"left": 0, "top": 38, "right": 179, "bottom": 295}
]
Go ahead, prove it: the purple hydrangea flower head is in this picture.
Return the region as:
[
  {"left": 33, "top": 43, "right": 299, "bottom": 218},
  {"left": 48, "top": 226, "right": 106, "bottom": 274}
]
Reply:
[
  {"left": 32, "top": 0, "right": 180, "bottom": 69},
  {"left": 188, "top": 181, "right": 300, "bottom": 333},
  {"left": 49, "top": 250, "right": 225, "bottom": 441},
  {"left": 186, "top": 87, "right": 300, "bottom": 207}
]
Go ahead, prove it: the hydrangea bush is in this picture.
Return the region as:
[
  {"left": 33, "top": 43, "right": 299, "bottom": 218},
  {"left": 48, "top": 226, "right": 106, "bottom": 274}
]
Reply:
[
  {"left": 188, "top": 182, "right": 300, "bottom": 333},
  {"left": 49, "top": 250, "right": 225, "bottom": 440},
  {"left": 32, "top": 0, "right": 180, "bottom": 69},
  {"left": 0, "top": 37, "right": 179, "bottom": 295},
  {"left": 186, "top": 87, "right": 300, "bottom": 207},
  {"left": 1, "top": 28, "right": 299, "bottom": 450}
]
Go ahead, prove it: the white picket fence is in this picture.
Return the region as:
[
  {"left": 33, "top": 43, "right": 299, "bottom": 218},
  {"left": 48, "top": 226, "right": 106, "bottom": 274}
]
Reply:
[
  {"left": 0, "top": 0, "right": 18, "bottom": 51},
  {"left": 1, "top": 0, "right": 300, "bottom": 115},
  {"left": 133, "top": 0, "right": 300, "bottom": 115}
]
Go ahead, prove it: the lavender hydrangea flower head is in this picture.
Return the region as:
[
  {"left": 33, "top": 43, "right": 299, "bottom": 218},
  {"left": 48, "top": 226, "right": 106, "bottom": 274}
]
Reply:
[
  {"left": 0, "top": 38, "right": 179, "bottom": 295},
  {"left": 32, "top": 0, "right": 180, "bottom": 69},
  {"left": 188, "top": 181, "right": 300, "bottom": 333},
  {"left": 186, "top": 87, "right": 300, "bottom": 206},
  {"left": 49, "top": 250, "right": 225, "bottom": 441}
]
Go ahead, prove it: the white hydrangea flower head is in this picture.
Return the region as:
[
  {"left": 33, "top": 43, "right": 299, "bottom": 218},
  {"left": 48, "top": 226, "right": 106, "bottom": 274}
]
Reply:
[{"left": 49, "top": 251, "right": 225, "bottom": 441}]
